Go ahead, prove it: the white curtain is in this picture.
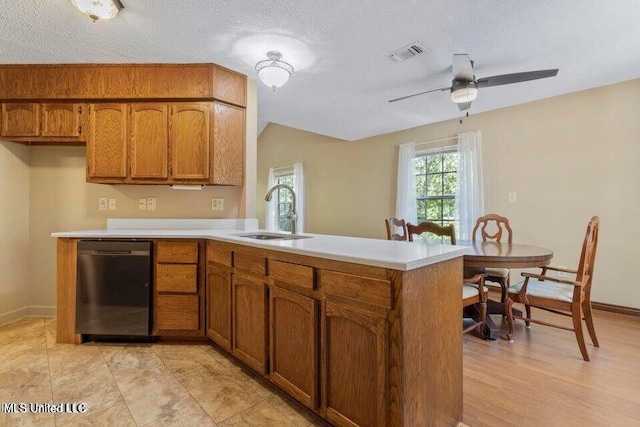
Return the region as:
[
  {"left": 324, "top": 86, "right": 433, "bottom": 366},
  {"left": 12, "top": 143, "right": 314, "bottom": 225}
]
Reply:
[
  {"left": 395, "top": 142, "right": 417, "bottom": 225},
  {"left": 455, "top": 130, "right": 484, "bottom": 240},
  {"left": 265, "top": 167, "right": 278, "bottom": 231},
  {"left": 293, "top": 162, "right": 305, "bottom": 233}
]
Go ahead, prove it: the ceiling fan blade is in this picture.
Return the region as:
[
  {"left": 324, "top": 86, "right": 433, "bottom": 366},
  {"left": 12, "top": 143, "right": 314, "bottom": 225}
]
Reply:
[
  {"left": 388, "top": 87, "right": 450, "bottom": 103},
  {"left": 458, "top": 102, "right": 472, "bottom": 111},
  {"left": 452, "top": 54, "right": 474, "bottom": 80},
  {"left": 477, "top": 69, "right": 559, "bottom": 88}
]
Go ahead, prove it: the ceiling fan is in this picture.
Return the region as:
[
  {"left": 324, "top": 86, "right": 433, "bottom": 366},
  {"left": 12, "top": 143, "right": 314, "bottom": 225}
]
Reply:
[{"left": 388, "top": 54, "right": 559, "bottom": 111}]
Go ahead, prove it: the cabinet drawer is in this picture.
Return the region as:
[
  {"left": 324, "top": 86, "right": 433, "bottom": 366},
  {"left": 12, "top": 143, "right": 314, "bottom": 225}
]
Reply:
[
  {"left": 156, "top": 295, "right": 199, "bottom": 330},
  {"left": 207, "top": 241, "right": 232, "bottom": 267},
  {"left": 234, "top": 251, "right": 266, "bottom": 276},
  {"left": 269, "top": 259, "right": 314, "bottom": 290},
  {"left": 321, "top": 270, "right": 392, "bottom": 309},
  {"left": 157, "top": 241, "right": 198, "bottom": 263},
  {"left": 156, "top": 264, "right": 197, "bottom": 293}
]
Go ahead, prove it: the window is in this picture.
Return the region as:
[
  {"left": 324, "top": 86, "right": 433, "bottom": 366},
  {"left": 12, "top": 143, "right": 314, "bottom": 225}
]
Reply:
[
  {"left": 414, "top": 148, "right": 458, "bottom": 235},
  {"left": 275, "top": 172, "right": 294, "bottom": 232},
  {"left": 266, "top": 163, "right": 305, "bottom": 234}
]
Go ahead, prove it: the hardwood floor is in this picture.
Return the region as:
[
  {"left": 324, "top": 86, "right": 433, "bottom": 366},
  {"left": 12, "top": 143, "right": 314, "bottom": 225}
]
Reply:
[{"left": 463, "top": 307, "right": 640, "bottom": 426}]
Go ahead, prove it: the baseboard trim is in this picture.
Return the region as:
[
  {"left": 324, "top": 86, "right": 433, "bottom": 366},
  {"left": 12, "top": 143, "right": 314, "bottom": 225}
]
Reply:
[
  {"left": 592, "top": 301, "right": 640, "bottom": 318},
  {"left": 28, "top": 306, "right": 57, "bottom": 317},
  {"left": 0, "top": 306, "right": 57, "bottom": 327},
  {"left": 0, "top": 307, "right": 29, "bottom": 326}
]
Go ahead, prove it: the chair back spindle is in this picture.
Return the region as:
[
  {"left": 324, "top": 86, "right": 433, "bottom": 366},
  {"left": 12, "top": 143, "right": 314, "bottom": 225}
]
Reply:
[
  {"left": 407, "top": 221, "right": 456, "bottom": 245},
  {"left": 472, "top": 214, "right": 513, "bottom": 243},
  {"left": 385, "top": 217, "right": 408, "bottom": 241}
]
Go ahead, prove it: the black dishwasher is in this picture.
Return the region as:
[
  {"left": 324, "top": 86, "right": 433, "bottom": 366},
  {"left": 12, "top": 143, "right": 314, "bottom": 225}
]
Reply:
[{"left": 76, "top": 240, "right": 152, "bottom": 337}]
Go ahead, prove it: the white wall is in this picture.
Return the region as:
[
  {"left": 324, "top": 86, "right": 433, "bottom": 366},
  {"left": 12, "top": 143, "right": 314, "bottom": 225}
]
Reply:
[
  {"left": 258, "top": 79, "right": 640, "bottom": 308},
  {"left": 0, "top": 142, "right": 30, "bottom": 323}
]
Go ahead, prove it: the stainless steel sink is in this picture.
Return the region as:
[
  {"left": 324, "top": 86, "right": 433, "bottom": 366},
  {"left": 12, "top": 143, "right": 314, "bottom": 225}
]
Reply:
[{"left": 234, "top": 232, "right": 312, "bottom": 241}]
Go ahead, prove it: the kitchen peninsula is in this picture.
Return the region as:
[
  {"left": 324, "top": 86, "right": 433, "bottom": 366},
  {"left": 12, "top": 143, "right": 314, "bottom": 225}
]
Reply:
[{"left": 53, "top": 220, "right": 469, "bottom": 427}]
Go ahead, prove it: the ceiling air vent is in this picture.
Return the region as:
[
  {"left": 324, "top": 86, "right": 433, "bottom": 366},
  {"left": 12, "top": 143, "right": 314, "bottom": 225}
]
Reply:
[{"left": 387, "top": 42, "right": 425, "bottom": 63}]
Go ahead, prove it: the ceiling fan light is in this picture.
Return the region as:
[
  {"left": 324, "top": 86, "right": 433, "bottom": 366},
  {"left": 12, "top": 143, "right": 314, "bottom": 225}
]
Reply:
[
  {"left": 71, "top": 0, "right": 123, "bottom": 22},
  {"left": 450, "top": 80, "right": 478, "bottom": 103},
  {"left": 255, "top": 51, "right": 294, "bottom": 91}
]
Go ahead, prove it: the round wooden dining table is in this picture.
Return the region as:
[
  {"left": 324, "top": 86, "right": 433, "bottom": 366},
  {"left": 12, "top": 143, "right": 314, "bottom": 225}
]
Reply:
[
  {"left": 461, "top": 241, "right": 554, "bottom": 269},
  {"left": 457, "top": 240, "right": 554, "bottom": 339}
]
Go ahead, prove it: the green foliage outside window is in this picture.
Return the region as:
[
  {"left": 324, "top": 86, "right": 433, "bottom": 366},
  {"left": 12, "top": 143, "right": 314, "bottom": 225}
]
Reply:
[
  {"left": 276, "top": 174, "right": 294, "bottom": 232},
  {"left": 415, "top": 150, "right": 459, "bottom": 239}
]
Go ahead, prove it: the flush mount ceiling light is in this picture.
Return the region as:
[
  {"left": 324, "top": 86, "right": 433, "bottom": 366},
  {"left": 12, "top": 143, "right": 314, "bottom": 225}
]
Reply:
[
  {"left": 255, "top": 51, "right": 294, "bottom": 91},
  {"left": 450, "top": 79, "right": 478, "bottom": 103},
  {"left": 71, "top": 0, "right": 124, "bottom": 22}
]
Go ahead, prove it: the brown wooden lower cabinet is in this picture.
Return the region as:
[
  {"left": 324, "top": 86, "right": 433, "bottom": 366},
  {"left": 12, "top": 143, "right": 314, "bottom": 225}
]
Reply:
[
  {"left": 270, "top": 286, "right": 318, "bottom": 409},
  {"left": 322, "top": 301, "right": 388, "bottom": 427},
  {"left": 57, "top": 238, "right": 464, "bottom": 426},
  {"left": 154, "top": 240, "right": 204, "bottom": 336},
  {"left": 156, "top": 294, "right": 199, "bottom": 330},
  {"left": 207, "top": 263, "right": 233, "bottom": 350},
  {"left": 232, "top": 274, "right": 268, "bottom": 374}
]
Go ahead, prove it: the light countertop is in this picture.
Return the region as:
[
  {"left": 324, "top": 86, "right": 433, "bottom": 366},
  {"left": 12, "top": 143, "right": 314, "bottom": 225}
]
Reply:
[{"left": 52, "top": 219, "right": 469, "bottom": 271}]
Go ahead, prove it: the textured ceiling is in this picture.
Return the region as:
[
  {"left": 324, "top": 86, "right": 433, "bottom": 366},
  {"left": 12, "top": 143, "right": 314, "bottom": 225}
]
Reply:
[{"left": 1, "top": 1, "right": 640, "bottom": 140}]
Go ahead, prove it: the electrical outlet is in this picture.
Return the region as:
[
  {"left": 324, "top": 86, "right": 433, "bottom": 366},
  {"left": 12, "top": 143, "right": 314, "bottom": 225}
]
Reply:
[
  {"left": 98, "top": 198, "right": 108, "bottom": 211},
  {"left": 211, "top": 198, "right": 224, "bottom": 211},
  {"left": 557, "top": 265, "right": 568, "bottom": 278},
  {"left": 508, "top": 192, "right": 517, "bottom": 204},
  {"left": 147, "top": 198, "right": 156, "bottom": 211},
  {"left": 108, "top": 198, "right": 116, "bottom": 211},
  {"left": 138, "top": 198, "right": 147, "bottom": 210}
]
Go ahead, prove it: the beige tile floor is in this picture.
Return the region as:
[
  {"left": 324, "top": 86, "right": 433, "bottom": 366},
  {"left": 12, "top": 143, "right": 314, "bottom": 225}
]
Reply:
[{"left": 0, "top": 317, "right": 328, "bottom": 427}]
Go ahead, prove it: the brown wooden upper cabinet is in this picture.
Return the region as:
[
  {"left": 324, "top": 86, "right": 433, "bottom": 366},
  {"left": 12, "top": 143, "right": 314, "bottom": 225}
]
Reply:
[
  {"left": 86, "top": 101, "right": 244, "bottom": 185},
  {"left": 213, "top": 101, "right": 244, "bottom": 185},
  {"left": 41, "top": 103, "right": 83, "bottom": 137},
  {"left": 170, "top": 103, "right": 210, "bottom": 181},
  {"left": 129, "top": 103, "right": 169, "bottom": 180},
  {"left": 1, "top": 103, "right": 40, "bottom": 137},
  {"left": 86, "top": 104, "right": 128, "bottom": 180},
  {"left": 1, "top": 102, "right": 85, "bottom": 142}
]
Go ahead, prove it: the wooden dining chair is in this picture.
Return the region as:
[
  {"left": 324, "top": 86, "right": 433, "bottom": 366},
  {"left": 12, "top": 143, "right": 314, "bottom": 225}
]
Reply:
[
  {"left": 407, "top": 221, "right": 456, "bottom": 244},
  {"left": 385, "top": 217, "right": 408, "bottom": 241},
  {"left": 408, "top": 221, "right": 488, "bottom": 335},
  {"left": 504, "top": 216, "right": 600, "bottom": 361},
  {"left": 472, "top": 214, "right": 513, "bottom": 302}
]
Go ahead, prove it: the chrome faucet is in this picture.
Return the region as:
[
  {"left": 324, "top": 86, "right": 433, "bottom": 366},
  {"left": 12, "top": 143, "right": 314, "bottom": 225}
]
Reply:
[{"left": 264, "top": 184, "right": 297, "bottom": 234}]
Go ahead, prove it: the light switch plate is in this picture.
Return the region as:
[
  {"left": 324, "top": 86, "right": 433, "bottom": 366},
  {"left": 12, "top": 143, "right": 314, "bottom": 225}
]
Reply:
[
  {"left": 108, "top": 199, "right": 116, "bottom": 211},
  {"left": 138, "top": 198, "right": 147, "bottom": 210},
  {"left": 99, "top": 198, "right": 108, "bottom": 211},
  {"left": 147, "top": 198, "right": 157, "bottom": 211},
  {"left": 508, "top": 192, "right": 517, "bottom": 204},
  {"left": 211, "top": 198, "right": 224, "bottom": 211}
]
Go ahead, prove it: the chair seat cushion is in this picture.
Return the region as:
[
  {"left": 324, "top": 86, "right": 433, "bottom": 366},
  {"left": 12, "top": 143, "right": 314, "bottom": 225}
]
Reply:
[
  {"left": 463, "top": 284, "right": 489, "bottom": 299},
  {"left": 485, "top": 267, "right": 509, "bottom": 278},
  {"left": 509, "top": 279, "right": 574, "bottom": 303}
]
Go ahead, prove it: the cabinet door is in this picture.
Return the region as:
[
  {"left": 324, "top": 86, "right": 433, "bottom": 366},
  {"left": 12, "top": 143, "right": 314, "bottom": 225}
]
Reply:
[
  {"left": 130, "top": 103, "right": 169, "bottom": 179},
  {"left": 156, "top": 295, "right": 200, "bottom": 330},
  {"left": 41, "top": 103, "right": 82, "bottom": 137},
  {"left": 232, "top": 275, "right": 268, "bottom": 373},
  {"left": 170, "top": 103, "right": 210, "bottom": 180},
  {"left": 87, "top": 104, "right": 127, "bottom": 179},
  {"left": 207, "top": 263, "right": 233, "bottom": 350},
  {"left": 322, "top": 302, "right": 388, "bottom": 427},
  {"left": 1, "top": 103, "right": 39, "bottom": 137},
  {"left": 270, "top": 286, "right": 318, "bottom": 409},
  {"left": 212, "top": 102, "right": 244, "bottom": 185}
]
